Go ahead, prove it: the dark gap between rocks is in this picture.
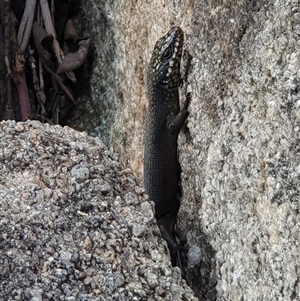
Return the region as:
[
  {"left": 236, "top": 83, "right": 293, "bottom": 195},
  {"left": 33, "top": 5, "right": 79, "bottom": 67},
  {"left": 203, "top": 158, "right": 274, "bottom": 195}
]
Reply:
[{"left": 0, "top": 0, "right": 93, "bottom": 126}]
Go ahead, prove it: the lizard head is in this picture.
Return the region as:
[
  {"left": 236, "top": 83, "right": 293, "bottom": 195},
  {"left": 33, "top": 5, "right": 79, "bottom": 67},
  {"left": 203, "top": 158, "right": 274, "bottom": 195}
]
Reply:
[{"left": 148, "top": 26, "right": 184, "bottom": 90}]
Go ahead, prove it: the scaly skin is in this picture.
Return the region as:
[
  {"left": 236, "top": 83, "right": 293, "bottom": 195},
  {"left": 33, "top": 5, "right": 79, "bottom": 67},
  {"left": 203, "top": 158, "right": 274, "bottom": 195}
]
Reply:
[{"left": 144, "top": 26, "right": 189, "bottom": 268}]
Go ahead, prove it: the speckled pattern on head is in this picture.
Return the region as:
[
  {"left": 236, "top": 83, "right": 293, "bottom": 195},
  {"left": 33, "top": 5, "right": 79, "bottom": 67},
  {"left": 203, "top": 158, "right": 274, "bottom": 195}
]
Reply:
[{"left": 147, "top": 26, "right": 184, "bottom": 99}]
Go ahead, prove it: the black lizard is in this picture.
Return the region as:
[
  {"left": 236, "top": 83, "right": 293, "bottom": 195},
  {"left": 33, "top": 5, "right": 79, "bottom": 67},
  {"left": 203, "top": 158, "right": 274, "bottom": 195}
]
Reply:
[{"left": 144, "top": 26, "right": 189, "bottom": 268}]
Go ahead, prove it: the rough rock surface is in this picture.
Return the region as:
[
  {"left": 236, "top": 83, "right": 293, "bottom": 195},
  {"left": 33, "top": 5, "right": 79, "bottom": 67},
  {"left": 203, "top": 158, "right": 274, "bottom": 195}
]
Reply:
[
  {"left": 0, "top": 120, "right": 198, "bottom": 301},
  {"left": 71, "top": 0, "right": 300, "bottom": 300}
]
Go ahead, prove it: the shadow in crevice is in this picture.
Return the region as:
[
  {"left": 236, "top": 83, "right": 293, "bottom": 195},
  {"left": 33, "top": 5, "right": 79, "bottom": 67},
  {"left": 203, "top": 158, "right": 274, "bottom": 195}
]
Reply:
[{"left": 185, "top": 232, "right": 218, "bottom": 301}]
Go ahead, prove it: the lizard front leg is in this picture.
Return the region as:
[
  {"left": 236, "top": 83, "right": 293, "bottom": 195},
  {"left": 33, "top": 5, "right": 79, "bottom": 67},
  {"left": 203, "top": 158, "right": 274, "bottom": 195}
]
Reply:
[{"left": 166, "top": 92, "right": 191, "bottom": 134}]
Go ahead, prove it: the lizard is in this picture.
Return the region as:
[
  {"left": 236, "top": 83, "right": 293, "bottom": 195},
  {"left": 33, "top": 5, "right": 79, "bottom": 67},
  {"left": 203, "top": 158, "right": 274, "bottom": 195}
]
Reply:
[{"left": 144, "top": 26, "right": 190, "bottom": 269}]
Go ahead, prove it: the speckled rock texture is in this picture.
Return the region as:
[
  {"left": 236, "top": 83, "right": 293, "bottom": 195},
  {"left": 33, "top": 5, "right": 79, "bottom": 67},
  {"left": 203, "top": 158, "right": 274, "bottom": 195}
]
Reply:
[
  {"left": 0, "top": 120, "right": 198, "bottom": 301},
  {"left": 74, "top": 0, "right": 300, "bottom": 300}
]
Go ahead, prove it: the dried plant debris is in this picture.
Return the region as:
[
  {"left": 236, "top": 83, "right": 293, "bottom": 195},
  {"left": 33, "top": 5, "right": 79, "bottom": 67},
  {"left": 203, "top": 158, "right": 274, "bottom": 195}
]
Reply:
[{"left": 0, "top": 0, "right": 88, "bottom": 125}]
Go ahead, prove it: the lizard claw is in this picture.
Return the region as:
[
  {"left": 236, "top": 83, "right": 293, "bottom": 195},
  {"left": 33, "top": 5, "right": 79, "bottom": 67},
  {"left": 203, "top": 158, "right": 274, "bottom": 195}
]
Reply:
[{"left": 183, "top": 92, "right": 191, "bottom": 110}]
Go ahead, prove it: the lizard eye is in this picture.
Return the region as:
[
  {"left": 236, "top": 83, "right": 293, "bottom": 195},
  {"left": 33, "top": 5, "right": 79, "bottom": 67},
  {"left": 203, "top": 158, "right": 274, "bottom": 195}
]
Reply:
[{"left": 162, "top": 48, "right": 172, "bottom": 61}]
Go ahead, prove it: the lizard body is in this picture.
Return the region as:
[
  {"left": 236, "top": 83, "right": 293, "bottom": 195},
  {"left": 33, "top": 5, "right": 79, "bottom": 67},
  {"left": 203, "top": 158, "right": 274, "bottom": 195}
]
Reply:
[{"left": 144, "top": 26, "right": 189, "bottom": 267}]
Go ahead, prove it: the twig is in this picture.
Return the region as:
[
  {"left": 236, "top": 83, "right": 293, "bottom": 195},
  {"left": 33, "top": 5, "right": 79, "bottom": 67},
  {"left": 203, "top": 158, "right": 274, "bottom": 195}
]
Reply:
[
  {"left": 12, "top": 10, "right": 31, "bottom": 121},
  {"left": 32, "top": 21, "right": 53, "bottom": 64},
  {"left": 14, "top": 54, "right": 31, "bottom": 121},
  {"left": 39, "top": 0, "right": 64, "bottom": 63},
  {"left": 42, "top": 62, "right": 75, "bottom": 103},
  {"left": 2, "top": 0, "right": 14, "bottom": 119},
  {"left": 17, "top": 0, "right": 37, "bottom": 53},
  {"left": 27, "top": 45, "right": 46, "bottom": 114}
]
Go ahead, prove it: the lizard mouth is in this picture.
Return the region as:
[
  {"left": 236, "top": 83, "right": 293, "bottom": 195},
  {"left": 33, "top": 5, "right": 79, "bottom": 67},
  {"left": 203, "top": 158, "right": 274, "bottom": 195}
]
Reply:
[
  {"left": 168, "top": 26, "right": 184, "bottom": 42},
  {"left": 163, "top": 26, "right": 184, "bottom": 55}
]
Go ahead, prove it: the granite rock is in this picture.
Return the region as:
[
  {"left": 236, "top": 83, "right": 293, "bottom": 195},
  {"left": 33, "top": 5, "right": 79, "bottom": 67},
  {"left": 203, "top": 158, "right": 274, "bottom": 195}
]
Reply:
[{"left": 0, "top": 120, "right": 198, "bottom": 301}]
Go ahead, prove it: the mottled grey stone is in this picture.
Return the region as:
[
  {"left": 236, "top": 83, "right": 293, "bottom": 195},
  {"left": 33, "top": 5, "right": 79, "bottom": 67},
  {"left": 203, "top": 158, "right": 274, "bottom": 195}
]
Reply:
[
  {"left": 74, "top": 0, "right": 300, "bottom": 300},
  {"left": 0, "top": 120, "right": 198, "bottom": 301}
]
